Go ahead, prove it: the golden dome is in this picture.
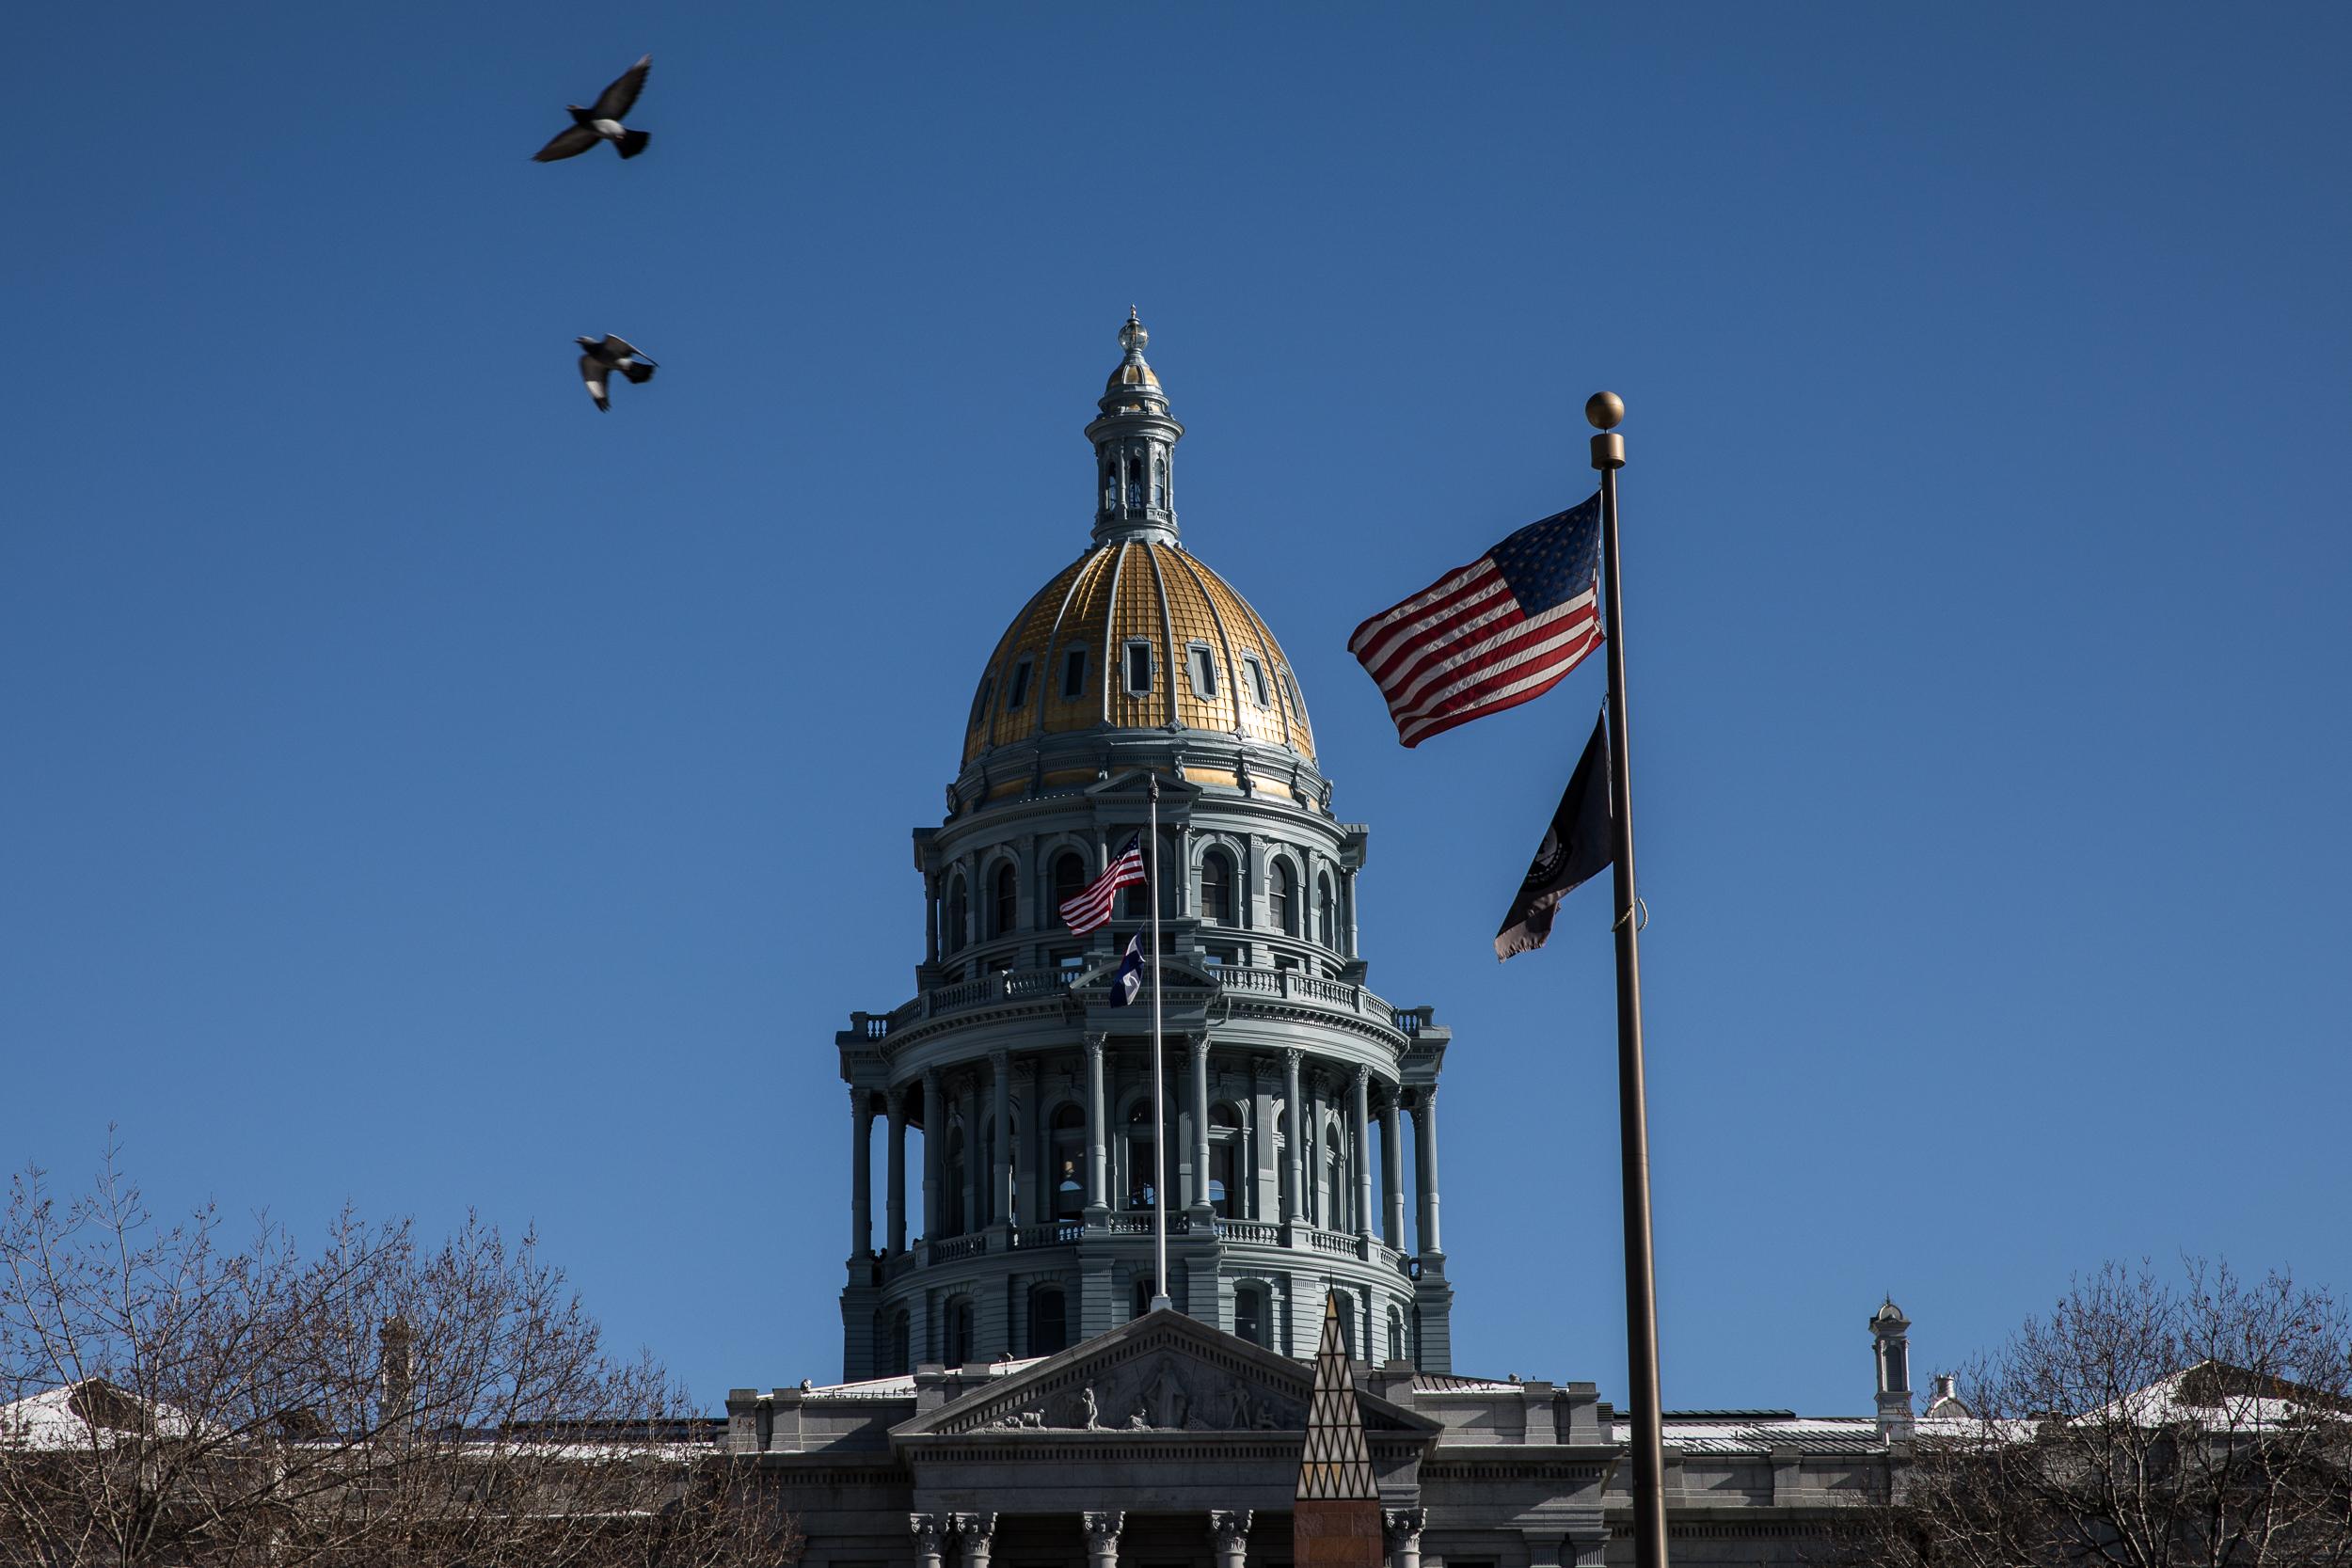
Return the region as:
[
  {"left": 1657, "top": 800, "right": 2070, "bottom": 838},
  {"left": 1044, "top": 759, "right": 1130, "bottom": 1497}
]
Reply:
[{"left": 961, "top": 539, "right": 1316, "bottom": 768}]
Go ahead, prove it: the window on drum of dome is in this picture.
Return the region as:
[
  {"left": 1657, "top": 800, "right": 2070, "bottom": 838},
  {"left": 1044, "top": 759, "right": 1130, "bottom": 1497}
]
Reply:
[
  {"left": 1186, "top": 641, "right": 1217, "bottom": 700},
  {"left": 1005, "top": 658, "right": 1031, "bottom": 714},
  {"left": 1029, "top": 1286, "right": 1069, "bottom": 1356},
  {"left": 1200, "top": 849, "right": 1234, "bottom": 926},
  {"left": 1052, "top": 1104, "right": 1086, "bottom": 1220},
  {"left": 1062, "top": 646, "right": 1089, "bottom": 700},
  {"left": 1052, "top": 851, "right": 1087, "bottom": 916},
  {"left": 945, "top": 876, "right": 968, "bottom": 955},
  {"left": 1124, "top": 453, "right": 1142, "bottom": 512},
  {"left": 1317, "top": 875, "right": 1336, "bottom": 948},
  {"left": 1234, "top": 1286, "right": 1264, "bottom": 1346},
  {"left": 992, "top": 863, "right": 1017, "bottom": 939},
  {"left": 945, "top": 1298, "right": 975, "bottom": 1366},
  {"left": 1242, "top": 655, "right": 1270, "bottom": 708},
  {"left": 1123, "top": 640, "right": 1153, "bottom": 697},
  {"left": 1271, "top": 861, "right": 1297, "bottom": 936}
]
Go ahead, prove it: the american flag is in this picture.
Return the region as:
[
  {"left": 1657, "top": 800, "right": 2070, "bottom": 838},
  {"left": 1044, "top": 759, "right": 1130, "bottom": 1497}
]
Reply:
[
  {"left": 1348, "top": 494, "right": 1604, "bottom": 748},
  {"left": 1060, "top": 834, "right": 1147, "bottom": 934}
]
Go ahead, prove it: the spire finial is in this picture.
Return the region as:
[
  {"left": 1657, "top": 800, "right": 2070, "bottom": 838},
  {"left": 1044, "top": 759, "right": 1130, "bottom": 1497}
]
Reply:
[{"left": 1120, "top": 307, "right": 1149, "bottom": 357}]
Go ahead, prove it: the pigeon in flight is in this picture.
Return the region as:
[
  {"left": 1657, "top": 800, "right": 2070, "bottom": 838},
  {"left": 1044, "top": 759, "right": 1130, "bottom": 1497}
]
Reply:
[
  {"left": 532, "top": 55, "right": 653, "bottom": 162},
  {"left": 576, "top": 335, "right": 658, "bottom": 412}
]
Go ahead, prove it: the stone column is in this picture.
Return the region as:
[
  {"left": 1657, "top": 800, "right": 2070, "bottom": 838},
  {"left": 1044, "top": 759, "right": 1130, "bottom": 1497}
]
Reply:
[
  {"left": 1015, "top": 1058, "right": 1041, "bottom": 1225},
  {"left": 850, "top": 1086, "right": 874, "bottom": 1259},
  {"left": 1082, "top": 1513, "right": 1125, "bottom": 1568},
  {"left": 1209, "top": 1510, "right": 1253, "bottom": 1568},
  {"left": 1306, "top": 1070, "right": 1324, "bottom": 1227},
  {"left": 954, "top": 1513, "right": 996, "bottom": 1568},
  {"left": 1352, "top": 1066, "right": 1374, "bottom": 1237},
  {"left": 1412, "top": 1086, "right": 1441, "bottom": 1257},
  {"left": 924, "top": 877, "right": 940, "bottom": 965},
  {"left": 1379, "top": 1096, "right": 1404, "bottom": 1245},
  {"left": 909, "top": 1514, "right": 945, "bottom": 1568},
  {"left": 1190, "top": 1035, "right": 1213, "bottom": 1212},
  {"left": 1085, "top": 1035, "right": 1108, "bottom": 1214},
  {"left": 886, "top": 1085, "right": 909, "bottom": 1253},
  {"left": 991, "top": 1050, "right": 1013, "bottom": 1227},
  {"left": 1382, "top": 1509, "right": 1426, "bottom": 1568},
  {"left": 921, "top": 1068, "right": 943, "bottom": 1243},
  {"left": 962, "top": 1076, "right": 983, "bottom": 1230},
  {"left": 1282, "top": 1050, "right": 1305, "bottom": 1225}
]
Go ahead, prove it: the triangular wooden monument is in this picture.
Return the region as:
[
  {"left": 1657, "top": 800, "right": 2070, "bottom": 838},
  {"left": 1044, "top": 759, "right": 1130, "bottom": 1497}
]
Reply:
[{"left": 1293, "top": 1292, "right": 1382, "bottom": 1568}]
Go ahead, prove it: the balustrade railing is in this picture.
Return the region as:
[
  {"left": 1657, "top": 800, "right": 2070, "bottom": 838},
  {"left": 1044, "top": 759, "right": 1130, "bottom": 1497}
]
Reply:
[
  {"left": 929, "top": 1233, "right": 987, "bottom": 1262},
  {"left": 883, "top": 1249, "right": 920, "bottom": 1280},
  {"left": 1215, "top": 1219, "right": 1280, "bottom": 1244},
  {"left": 1310, "top": 1228, "right": 1362, "bottom": 1257},
  {"left": 863, "top": 964, "right": 1422, "bottom": 1040},
  {"left": 1009, "top": 1220, "right": 1085, "bottom": 1250}
]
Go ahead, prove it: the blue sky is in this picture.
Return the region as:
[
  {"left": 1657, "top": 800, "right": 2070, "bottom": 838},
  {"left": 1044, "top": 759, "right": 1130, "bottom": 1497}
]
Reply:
[{"left": 5, "top": 3, "right": 2348, "bottom": 1415}]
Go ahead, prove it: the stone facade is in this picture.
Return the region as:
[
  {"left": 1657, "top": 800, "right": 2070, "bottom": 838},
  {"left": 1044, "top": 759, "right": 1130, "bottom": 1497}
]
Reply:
[{"left": 756, "top": 318, "right": 1910, "bottom": 1567}]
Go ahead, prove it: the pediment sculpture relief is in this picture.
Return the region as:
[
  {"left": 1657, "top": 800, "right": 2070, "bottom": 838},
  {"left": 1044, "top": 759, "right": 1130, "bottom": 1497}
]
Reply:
[{"left": 977, "top": 1351, "right": 1301, "bottom": 1433}]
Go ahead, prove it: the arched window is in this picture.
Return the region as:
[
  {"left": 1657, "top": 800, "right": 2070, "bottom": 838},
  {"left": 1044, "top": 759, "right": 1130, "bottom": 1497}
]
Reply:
[
  {"left": 1053, "top": 851, "right": 1087, "bottom": 918},
  {"left": 1103, "top": 461, "right": 1117, "bottom": 511},
  {"left": 992, "top": 862, "right": 1017, "bottom": 939},
  {"left": 1053, "top": 1103, "right": 1086, "bottom": 1219},
  {"left": 945, "top": 876, "right": 968, "bottom": 955},
  {"left": 945, "top": 1128, "right": 967, "bottom": 1237},
  {"left": 1317, "top": 875, "right": 1337, "bottom": 948},
  {"left": 1200, "top": 849, "right": 1235, "bottom": 926},
  {"left": 1324, "top": 1124, "right": 1346, "bottom": 1232},
  {"left": 1207, "top": 1102, "right": 1239, "bottom": 1217},
  {"left": 1271, "top": 861, "right": 1298, "bottom": 937},
  {"left": 945, "top": 1297, "right": 975, "bottom": 1366},
  {"left": 1234, "top": 1286, "right": 1264, "bottom": 1347},
  {"left": 1124, "top": 1100, "right": 1156, "bottom": 1211},
  {"left": 1029, "top": 1286, "right": 1069, "bottom": 1356},
  {"left": 1125, "top": 451, "right": 1143, "bottom": 511},
  {"left": 1152, "top": 455, "right": 1167, "bottom": 508}
]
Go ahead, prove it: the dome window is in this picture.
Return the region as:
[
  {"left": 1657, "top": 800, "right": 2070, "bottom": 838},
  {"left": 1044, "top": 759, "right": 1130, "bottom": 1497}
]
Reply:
[
  {"left": 1242, "top": 655, "right": 1271, "bottom": 708},
  {"left": 1200, "top": 849, "right": 1235, "bottom": 926},
  {"left": 1185, "top": 641, "right": 1218, "bottom": 700},
  {"left": 1052, "top": 851, "right": 1088, "bottom": 915},
  {"left": 1005, "top": 658, "right": 1032, "bottom": 714},
  {"left": 1271, "top": 861, "right": 1298, "bottom": 937},
  {"left": 1317, "top": 875, "right": 1337, "bottom": 948},
  {"left": 1123, "top": 640, "right": 1154, "bottom": 697},
  {"left": 1061, "top": 645, "right": 1089, "bottom": 700},
  {"left": 991, "top": 862, "right": 1018, "bottom": 939},
  {"left": 1152, "top": 455, "right": 1167, "bottom": 509},
  {"left": 968, "top": 676, "right": 993, "bottom": 729}
]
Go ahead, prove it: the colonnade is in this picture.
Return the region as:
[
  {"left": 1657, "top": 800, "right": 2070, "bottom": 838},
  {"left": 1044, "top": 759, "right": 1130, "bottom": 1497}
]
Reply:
[
  {"left": 847, "top": 1047, "right": 1443, "bottom": 1259},
  {"left": 905, "top": 1509, "right": 1428, "bottom": 1568}
]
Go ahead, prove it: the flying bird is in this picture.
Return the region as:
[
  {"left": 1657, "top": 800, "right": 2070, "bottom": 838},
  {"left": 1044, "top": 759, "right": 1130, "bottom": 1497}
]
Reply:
[
  {"left": 576, "top": 335, "right": 658, "bottom": 412},
  {"left": 532, "top": 55, "right": 653, "bottom": 162}
]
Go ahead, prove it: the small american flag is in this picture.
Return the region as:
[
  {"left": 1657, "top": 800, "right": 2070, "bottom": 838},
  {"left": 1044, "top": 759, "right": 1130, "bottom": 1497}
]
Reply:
[
  {"left": 1348, "top": 494, "right": 1604, "bottom": 747},
  {"left": 1060, "top": 835, "right": 1147, "bottom": 934}
]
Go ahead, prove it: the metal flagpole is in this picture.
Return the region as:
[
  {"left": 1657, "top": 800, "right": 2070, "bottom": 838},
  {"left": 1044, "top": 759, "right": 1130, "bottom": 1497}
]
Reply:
[
  {"left": 1590, "top": 390, "right": 1668, "bottom": 1568},
  {"left": 1147, "top": 774, "right": 1171, "bottom": 1310}
]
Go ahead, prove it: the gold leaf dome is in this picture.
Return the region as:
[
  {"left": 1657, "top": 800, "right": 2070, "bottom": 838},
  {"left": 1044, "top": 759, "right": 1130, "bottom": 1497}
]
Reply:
[{"left": 961, "top": 540, "right": 1315, "bottom": 768}]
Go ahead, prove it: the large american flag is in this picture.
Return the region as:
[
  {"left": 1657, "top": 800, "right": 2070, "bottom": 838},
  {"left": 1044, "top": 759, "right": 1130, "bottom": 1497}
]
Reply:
[
  {"left": 1059, "top": 834, "right": 1147, "bottom": 934},
  {"left": 1348, "top": 494, "right": 1604, "bottom": 748}
]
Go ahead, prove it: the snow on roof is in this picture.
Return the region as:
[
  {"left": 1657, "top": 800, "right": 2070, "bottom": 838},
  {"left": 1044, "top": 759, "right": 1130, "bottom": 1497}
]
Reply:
[
  {"left": 803, "top": 1358, "right": 1048, "bottom": 1402},
  {"left": 0, "top": 1380, "right": 199, "bottom": 1450},
  {"left": 1613, "top": 1415, "right": 1885, "bottom": 1456}
]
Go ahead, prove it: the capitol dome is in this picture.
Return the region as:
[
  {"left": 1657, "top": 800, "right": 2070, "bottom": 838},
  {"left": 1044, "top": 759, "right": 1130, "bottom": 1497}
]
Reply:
[{"left": 958, "top": 311, "right": 1317, "bottom": 772}]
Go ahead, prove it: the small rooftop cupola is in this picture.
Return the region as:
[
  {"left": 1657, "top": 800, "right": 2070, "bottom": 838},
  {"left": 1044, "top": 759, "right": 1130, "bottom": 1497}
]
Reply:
[
  {"left": 1086, "top": 308, "right": 1184, "bottom": 546},
  {"left": 1871, "top": 1297, "right": 1915, "bottom": 1439}
]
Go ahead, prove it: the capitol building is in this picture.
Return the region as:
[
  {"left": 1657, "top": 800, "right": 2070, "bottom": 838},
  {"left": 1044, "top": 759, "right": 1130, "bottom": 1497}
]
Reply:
[{"left": 723, "top": 316, "right": 1931, "bottom": 1568}]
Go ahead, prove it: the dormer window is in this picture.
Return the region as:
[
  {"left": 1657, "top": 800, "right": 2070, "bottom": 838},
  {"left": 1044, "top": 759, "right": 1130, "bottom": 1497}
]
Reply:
[
  {"left": 968, "top": 676, "right": 993, "bottom": 729},
  {"left": 1062, "top": 646, "right": 1089, "bottom": 700},
  {"left": 1005, "top": 658, "right": 1032, "bottom": 713},
  {"left": 1186, "top": 641, "right": 1218, "bottom": 700},
  {"left": 1241, "top": 654, "right": 1270, "bottom": 708},
  {"left": 1123, "top": 640, "right": 1153, "bottom": 696}
]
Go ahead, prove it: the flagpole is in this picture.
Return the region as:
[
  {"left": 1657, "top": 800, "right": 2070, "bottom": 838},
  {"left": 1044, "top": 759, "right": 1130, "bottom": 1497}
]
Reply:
[
  {"left": 1590, "top": 390, "right": 1669, "bottom": 1568},
  {"left": 1147, "top": 774, "right": 1171, "bottom": 1310}
]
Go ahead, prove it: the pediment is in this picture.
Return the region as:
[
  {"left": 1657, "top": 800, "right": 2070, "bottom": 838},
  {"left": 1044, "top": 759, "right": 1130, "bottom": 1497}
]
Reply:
[
  {"left": 1085, "top": 768, "right": 1204, "bottom": 804},
  {"left": 897, "top": 1309, "right": 1435, "bottom": 1440}
]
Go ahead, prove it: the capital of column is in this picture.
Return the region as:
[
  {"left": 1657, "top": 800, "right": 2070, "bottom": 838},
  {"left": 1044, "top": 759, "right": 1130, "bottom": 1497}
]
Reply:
[
  {"left": 1084, "top": 1033, "right": 1106, "bottom": 1060},
  {"left": 1382, "top": 1509, "right": 1426, "bottom": 1545},
  {"left": 1209, "top": 1510, "right": 1254, "bottom": 1552},
  {"left": 1282, "top": 1047, "right": 1303, "bottom": 1070},
  {"left": 886, "top": 1083, "right": 907, "bottom": 1113},
  {"left": 989, "top": 1048, "right": 1010, "bottom": 1073},
  {"left": 909, "top": 1513, "right": 945, "bottom": 1558},
  {"left": 1081, "top": 1512, "right": 1126, "bottom": 1552},
  {"left": 952, "top": 1513, "right": 998, "bottom": 1564},
  {"left": 1353, "top": 1063, "right": 1371, "bottom": 1090}
]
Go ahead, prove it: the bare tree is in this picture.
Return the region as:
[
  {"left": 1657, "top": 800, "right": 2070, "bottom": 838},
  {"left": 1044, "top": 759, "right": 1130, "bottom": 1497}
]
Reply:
[
  {"left": 1839, "top": 1258, "right": 2352, "bottom": 1568},
  {"left": 0, "top": 1145, "right": 798, "bottom": 1568}
]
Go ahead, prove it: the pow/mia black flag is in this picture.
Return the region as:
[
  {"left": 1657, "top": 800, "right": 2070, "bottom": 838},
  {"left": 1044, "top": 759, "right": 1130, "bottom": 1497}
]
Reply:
[{"left": 1495, "top": 712, "right": 1614, "bottom": 959}]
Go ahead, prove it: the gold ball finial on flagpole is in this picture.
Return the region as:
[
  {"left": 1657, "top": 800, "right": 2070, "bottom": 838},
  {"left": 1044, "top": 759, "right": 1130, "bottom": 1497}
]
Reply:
[{"left": 1587, "top": 391, "right": 1626, "bottom": 470}]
